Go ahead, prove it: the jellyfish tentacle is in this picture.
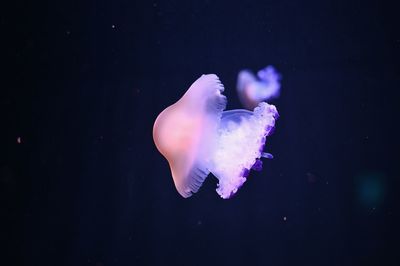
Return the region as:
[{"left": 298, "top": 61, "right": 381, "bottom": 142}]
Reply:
[
  {"left": 209, "top": 102, "right": 279, "bottom": 199},
  {"left": 261, "top": 152, "right": 274, "bottom": 159}
]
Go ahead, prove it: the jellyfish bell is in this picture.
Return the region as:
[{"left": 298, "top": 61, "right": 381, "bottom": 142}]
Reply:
[
  {"left": 153, "top": 74, "right": 279, "bottom": 199},
  {"left": 153, "top": 74, "right": 226, "bottom": 198},
  {"left": 237, "top": 66, "right": 281, "bottom": 110}
]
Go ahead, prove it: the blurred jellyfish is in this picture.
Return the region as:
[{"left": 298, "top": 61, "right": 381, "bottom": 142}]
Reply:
[
  {"left": 237, "top": 66, "right": 281, "bottom": 110},
  {"left": 153, "top": 74, "right": 279, "bottom": 199},
  {"left": 355, "top": 172, "right": 386, "bottom": 209}
]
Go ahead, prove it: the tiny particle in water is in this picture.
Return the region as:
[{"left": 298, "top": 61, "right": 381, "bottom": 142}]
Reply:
[
  {"left": 17, "top": 137, "right": 21, "bottom": 144},
  {"left": 283, "top": 216, "right": 287, "bottom": 221},
  {"left": 111, "top": 24, "right": 116, "bottom": 29},
  {"left": 368, "top": 207, "right": 377, "bottom": 215},
  {"left": 306, "top": 172, "right": 318, "bottom": 183}
]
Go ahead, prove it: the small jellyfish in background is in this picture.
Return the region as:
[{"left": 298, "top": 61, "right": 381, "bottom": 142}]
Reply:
[
  {"left": 237, "top": 66, "right": 281, "bottom": 110},
  {"left": 153, "top": 74, "right": 279, "bottom": 199}
]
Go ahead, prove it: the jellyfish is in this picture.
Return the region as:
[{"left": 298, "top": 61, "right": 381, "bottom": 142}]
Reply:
[
  {"left": 237, "top": 65, "right": 281, "bottom": 110},
  {"left": 153, "top": 74, "right": 278, "bottom": 199}
]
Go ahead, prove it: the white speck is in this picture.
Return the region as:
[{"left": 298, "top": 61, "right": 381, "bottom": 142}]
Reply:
[
  {"left": 283, "top": 216, "right": 287, "bottom": 221},
  {"left": 111, "top": 24, "right": 116, "bottom": 29},
  {"left": 17, "top": 137, "right": 21, "bottom": 144}
]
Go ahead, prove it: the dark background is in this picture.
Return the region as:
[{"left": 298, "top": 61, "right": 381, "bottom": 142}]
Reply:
[{"left": 2, "top": 0, "right": 399, "bottom": 265}]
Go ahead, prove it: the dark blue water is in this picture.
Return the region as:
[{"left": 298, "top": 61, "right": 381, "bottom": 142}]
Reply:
[{"left": 3, "top": 1, "right": 399, "bottom": 265}]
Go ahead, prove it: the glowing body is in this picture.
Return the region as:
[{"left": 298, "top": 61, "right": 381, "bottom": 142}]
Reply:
[{"left": 153, "top": 74, "right": 278, "bottom": 199}]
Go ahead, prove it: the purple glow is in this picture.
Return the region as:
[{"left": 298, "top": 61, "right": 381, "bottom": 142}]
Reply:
[
  {"left": 242, "top": 168, "right": 250, "bottom": 177},
  {"left": 252, "top": 159, "right": 263, "bottom": 171}
]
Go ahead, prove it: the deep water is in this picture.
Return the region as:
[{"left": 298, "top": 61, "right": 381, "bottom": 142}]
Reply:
[{"left": 2, "top": 1, "right": 399, "bottom": 265}]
